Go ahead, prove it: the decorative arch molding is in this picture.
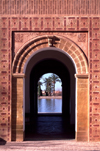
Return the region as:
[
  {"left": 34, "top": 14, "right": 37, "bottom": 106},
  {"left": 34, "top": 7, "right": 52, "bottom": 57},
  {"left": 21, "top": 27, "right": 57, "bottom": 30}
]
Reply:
[
  {"left": 12, "top": 35, "right": 89, "bottom": 142},
  {"left": 12, "top": 35, "right": 88, "bottom": 75}
]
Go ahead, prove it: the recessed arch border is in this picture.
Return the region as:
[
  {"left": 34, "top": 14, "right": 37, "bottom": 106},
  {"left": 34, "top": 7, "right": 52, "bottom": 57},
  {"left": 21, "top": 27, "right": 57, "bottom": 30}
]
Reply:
[
  {"left": 12, "top": 35, "right": 88, "bottom": 75},
  {"left": 12, "top": 35, "right": 89, "bottom": 142}
]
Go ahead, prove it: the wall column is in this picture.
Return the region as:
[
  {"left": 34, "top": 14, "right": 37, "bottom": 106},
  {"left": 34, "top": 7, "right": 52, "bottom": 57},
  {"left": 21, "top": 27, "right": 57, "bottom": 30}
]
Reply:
[
  {"left": 75, "top": 74, "right": 89, "bottom": 141},
  {"left": 12, "top": 74, "right": 25, "bottom": 141}
]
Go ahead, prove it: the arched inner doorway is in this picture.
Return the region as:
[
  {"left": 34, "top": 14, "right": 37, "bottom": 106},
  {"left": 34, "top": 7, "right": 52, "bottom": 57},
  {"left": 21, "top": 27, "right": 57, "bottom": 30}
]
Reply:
[
  {"left": 37, "top": 73, "right": 62, "bottom": 113},
  {"left": 12, "top": 36, "right": 89, "bottom": 141},
  {"left": 30, "top": 59, "right": 71, "bottom": 116}
]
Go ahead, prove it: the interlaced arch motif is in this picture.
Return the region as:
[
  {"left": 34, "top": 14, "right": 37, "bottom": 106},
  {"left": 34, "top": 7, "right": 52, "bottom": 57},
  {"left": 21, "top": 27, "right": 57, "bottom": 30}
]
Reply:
[{"left": 12, "top": 35, "right": 88, "bottom": 74}]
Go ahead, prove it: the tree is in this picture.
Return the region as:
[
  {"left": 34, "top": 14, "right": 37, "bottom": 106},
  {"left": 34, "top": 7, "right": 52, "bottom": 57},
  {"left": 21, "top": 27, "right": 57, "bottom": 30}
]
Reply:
[
  {"left": 50, "top": 73, "right": 61, "bottom": 96},
  {"left": 38, "top": 81, "right": 42, "bottom": 96},
  {"left": 38, "top": 73, "right": 61, "bottom": 96},
  {"left": 43, "top": 77, "right": 52, "bottom": 96}
]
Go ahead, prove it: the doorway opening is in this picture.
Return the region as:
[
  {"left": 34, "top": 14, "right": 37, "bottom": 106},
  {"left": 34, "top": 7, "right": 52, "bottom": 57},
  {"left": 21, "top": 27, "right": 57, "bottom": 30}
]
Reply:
[
  {"left": 25, "top": 59, "right": 75, "bottom": 140},
  {"left": 12, "top": 37, "right": 89, "bottom": 141},
  {"left": 37, "top": 73, "right": 62, "bottom": 114}
]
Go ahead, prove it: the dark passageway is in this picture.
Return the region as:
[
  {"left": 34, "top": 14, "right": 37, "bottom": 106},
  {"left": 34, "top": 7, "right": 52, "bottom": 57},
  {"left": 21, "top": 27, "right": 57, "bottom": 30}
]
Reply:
[
  {"left": 30, "top": 59, "right": 70, "bottom": 116},
  {"left": 25, "top": 58, "right": 75, "bottom": 140},
  {"left": 25, "top": 115, "right": 75, "bottom": 140}
]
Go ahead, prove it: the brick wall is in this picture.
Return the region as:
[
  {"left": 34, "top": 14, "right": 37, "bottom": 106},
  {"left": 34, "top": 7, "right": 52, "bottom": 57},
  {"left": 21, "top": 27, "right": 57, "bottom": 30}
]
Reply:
[
  {"left": 0, "top": 0, "right": 100, "bottom": 15},
  {"left": 12, "top": 77, "right": 23, "bottom": 141},
  {"left": 0, "top": 0, "right": 100, "bottom": 141}
]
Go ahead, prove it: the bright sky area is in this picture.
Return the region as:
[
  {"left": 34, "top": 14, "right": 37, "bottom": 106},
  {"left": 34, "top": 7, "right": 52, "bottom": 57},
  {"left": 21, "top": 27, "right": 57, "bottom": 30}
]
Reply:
[{"left": 39, "top": 73, "right": 62, "bottom": 91}]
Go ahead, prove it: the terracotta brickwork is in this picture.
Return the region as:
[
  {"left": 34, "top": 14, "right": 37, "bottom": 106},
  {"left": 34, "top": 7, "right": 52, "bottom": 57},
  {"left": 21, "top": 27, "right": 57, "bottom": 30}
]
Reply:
[
  {"left": 12, "top": 36, "right": 89, "bottom": 141},
  {"left": 0, "top": 0, "right": 100, "bottom": 142},
  {"left": 0, "top": 0, "right": 100, "bottom": 15},
  {"left": 12, "top": 34, "right": 88, "bottom": 74},
  {"left": 12, "top": 77, "right": 24, "bottom": 141},
  {"left": 76, "top": 76, "right": 89, "bottom": 141},
  {"left": 14, "top": 32, "right": 88, "bottom": 57}
]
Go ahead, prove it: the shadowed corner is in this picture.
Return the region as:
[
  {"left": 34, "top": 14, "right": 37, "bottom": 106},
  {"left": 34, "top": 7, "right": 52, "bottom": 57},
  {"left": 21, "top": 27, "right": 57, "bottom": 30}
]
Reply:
[{"left": 0, "top": 138, "right": 6, "bottom": 145}]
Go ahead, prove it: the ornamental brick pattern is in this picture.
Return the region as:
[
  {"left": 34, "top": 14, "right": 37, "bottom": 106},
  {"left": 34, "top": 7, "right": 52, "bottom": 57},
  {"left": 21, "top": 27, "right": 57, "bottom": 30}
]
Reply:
[
  {"left": 0, "top": 0, "right": 100, "bottom": 15},
  {"left": 12, "top": 34, "right": 88, "bottom": 74},
  {"left": 0, "top": 0, "right": 100, "bottom": 142}
]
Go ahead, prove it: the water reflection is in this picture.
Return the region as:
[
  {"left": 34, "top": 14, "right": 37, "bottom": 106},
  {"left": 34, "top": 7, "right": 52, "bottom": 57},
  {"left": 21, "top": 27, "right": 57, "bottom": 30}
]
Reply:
[{"left": 38, "top": 98, "right": 62, "bottom": 113}]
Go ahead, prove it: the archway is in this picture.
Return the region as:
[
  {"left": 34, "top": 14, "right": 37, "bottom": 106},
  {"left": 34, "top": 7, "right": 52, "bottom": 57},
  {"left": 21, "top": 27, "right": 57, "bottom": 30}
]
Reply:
[
  {"left": 37, "top": 73, "right": 62, "bottom": 113},
  {"left": 25, "top": 59, "right": 73, "bottom": 140},
  {"left": 12, "top": 35, "right": 89, "bottom": 141},
  {"left": 30, "top": 59, "right": 70, "bottom": 116}
]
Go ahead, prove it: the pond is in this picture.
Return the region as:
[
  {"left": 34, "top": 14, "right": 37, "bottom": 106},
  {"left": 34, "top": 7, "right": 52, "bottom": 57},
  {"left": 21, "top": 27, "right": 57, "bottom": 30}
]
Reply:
[{"left": 38, "top": 98, "right": 62, "bottom": 113}]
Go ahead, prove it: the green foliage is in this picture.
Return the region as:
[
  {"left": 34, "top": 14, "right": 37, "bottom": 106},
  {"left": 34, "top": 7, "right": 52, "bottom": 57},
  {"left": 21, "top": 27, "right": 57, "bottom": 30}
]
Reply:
[
  {"left": 38, "top": 73, "right": 61, "bottom": 96},
  {"left": 39, "top": 73, "right": 61, "bottom": 96},
  {"left": 38, "top": 81, "right": 42, "bottom": 96},
  {"left": 43, "top": 77, "right": 52, "bottom": 96},
  {"left": 50, "top": 73, "right": 61, "bottom": 95}
]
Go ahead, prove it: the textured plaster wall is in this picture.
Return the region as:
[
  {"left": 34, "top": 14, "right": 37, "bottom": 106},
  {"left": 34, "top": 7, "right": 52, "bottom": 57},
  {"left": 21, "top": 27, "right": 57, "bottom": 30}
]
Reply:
[{"left": 0, "top": 0, "right": 100, "bottom": 141}]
